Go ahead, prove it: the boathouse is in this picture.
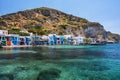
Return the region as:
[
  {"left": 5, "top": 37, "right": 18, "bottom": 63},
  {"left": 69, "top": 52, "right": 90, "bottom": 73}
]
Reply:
[
  {"left": 48, "top": 34, "right": 57, "bottom": 45},
  {"left": 26, "top": 36, "right": 32, "bottom": 45},
  {"left": 59, "top": 36, "right": 65, "bottom": 45},
  {"left": 6, "top": 35, "right": 12, "bottom": 46},
  {"left": 19, "top": 36, "right": 26, "bottom": 45},
  {"left": 0, "top": 30, "right": 8, "bottom": 46},
  {"left": 11, "top": 34, "right": 19, "bottom": 46},
  {"left": 63, "top": 35, "right": 72, "bottom": 45},
  {"left": 0, "top": 34, "right": 6, "bottom": 46}
]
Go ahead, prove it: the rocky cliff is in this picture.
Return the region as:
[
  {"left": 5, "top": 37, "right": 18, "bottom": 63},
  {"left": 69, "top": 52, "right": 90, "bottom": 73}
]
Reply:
[{"left": 0, "top": 7, "right": 119, "bottom": 40}]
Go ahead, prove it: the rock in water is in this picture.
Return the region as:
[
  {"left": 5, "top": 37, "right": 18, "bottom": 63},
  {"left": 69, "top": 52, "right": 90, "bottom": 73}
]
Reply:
[
  {"left": 37, "top": 68, "right": 61, "bottom": 80},
  {"left": 0, "top": 74, "right": 14, "bottom": 80}
]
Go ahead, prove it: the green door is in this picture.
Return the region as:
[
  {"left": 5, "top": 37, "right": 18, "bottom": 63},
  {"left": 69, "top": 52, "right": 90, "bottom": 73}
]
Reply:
[{"left": 2, "top": 41, "right": 6, "bottom": 46}]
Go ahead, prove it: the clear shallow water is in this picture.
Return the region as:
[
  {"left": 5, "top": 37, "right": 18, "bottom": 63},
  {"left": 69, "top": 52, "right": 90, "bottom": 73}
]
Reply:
[{"left": 0, "top": 44, "right": 120, "bottom": 80}]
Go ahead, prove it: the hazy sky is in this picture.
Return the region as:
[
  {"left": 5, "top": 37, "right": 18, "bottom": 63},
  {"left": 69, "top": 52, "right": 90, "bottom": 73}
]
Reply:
[{"left": 0, "top": 0, "right": 120, "bottom": 34}]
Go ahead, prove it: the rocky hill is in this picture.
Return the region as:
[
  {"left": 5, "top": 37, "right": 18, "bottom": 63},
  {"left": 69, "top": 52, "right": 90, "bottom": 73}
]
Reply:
[{"left": 0, "top": 7, "right": 120, "bottom": 40}]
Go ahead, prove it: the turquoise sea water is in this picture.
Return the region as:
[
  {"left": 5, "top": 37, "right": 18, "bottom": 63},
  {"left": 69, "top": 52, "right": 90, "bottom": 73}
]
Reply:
[{"left": 0, "top": 44, "right": 120, "bottom": 80}]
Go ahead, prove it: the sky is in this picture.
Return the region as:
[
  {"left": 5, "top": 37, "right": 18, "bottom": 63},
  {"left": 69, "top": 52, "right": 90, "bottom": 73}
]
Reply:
[{"left": 0, "top": 0, "right": 120, "bottom": 34}]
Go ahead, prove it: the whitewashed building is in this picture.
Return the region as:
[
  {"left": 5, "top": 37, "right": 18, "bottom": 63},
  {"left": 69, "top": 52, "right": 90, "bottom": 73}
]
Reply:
[
  {"left": 72, "top": 36, "right": 85, "bottom": 45},
  {"left": 0, "top": 30, "right": 8, "bottom": 35}
]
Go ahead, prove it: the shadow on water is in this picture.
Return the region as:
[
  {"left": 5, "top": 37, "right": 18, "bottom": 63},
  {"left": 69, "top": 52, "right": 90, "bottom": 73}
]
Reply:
[
  {"left": 0, "top": 47, "right": 43, "bottom": 60},
  {"left": 32, "top": 46, "right": 120, "bottom": 60},
  {"left": 0, "top": 44, "right": 120, "bottom": 60}
]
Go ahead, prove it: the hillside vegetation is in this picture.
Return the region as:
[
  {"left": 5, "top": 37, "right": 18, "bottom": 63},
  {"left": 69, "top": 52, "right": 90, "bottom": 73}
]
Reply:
[{"left": 0, "top": 7, "right": 120, "bottom": 40}]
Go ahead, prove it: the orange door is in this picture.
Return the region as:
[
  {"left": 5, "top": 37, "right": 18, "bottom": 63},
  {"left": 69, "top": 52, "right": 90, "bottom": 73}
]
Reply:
[{"left": 7, "top": 41, "right": 11, "bottom": 46}]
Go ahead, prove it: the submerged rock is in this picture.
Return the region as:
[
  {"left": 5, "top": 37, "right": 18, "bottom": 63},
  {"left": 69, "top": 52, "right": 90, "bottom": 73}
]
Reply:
[
  {"left": 37, "top": 68, "right": 61, "bottom": 80},
  {"left": 92, "top": 64, "right": 110, "bottom": 71},
  {"left": 0, "top": 74, "right": 14, "bottom": 80},
  {"left": 14, "top": 66, "right": 29, "bottom": 71}
]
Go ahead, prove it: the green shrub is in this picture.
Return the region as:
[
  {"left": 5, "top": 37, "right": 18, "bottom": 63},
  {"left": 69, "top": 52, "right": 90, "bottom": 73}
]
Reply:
[
  {"left": 19, "top": 32, "right": 30, "bottom": 36},
  {"left": 58, "top": 31, "right": 64, "bottom": 35},
  {"left": 59, "top": 25, "right": 67, "bottom": 29},
  {"left": 80, "top": 19, "right": 88, "bottom": 23},
  {"left": 67, "top": 22, "right": 77, "bottom": 25},
  {"left": 8, "top": 29, "right": 20, "bottom": 34}
]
